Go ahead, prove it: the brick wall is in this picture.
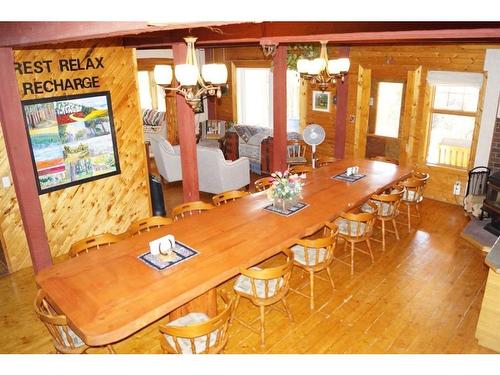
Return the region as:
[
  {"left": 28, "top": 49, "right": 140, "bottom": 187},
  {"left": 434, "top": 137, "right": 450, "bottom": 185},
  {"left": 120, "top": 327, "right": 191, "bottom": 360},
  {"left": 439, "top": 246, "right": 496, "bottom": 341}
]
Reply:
[{"left": 488, "top": 117, "right": 500, "bottom": 173}]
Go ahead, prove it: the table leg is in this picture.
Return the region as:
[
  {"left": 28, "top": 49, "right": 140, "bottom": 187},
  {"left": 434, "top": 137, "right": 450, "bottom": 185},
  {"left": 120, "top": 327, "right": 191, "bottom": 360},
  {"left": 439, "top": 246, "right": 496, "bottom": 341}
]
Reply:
[{"left": 169, "top": 288, "right": 218, "bottom": 320}]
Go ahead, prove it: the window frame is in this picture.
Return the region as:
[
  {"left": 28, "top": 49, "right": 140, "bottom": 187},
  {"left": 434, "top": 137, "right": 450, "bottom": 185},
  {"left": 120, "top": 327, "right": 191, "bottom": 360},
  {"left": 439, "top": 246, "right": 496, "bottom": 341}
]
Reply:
[{"left": 424, "top": 83, "right": 481, "bottom": 170}]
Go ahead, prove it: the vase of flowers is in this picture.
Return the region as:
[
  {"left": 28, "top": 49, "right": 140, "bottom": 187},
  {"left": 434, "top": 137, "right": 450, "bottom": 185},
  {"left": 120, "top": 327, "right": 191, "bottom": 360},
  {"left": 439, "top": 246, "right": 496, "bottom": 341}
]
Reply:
[{"left": 266, "top": 170, "right": 305, "bottom": 211}]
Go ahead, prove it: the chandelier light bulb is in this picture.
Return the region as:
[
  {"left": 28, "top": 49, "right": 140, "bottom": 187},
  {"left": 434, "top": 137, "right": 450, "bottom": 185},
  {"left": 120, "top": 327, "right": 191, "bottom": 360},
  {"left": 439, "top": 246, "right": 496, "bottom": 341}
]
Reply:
[
  {"left": 153, "top": 65, "right": 173, "bottom": 85},
  {"left": 297, "top": 59, "right": 309, "bottom": 74},
  {"left": 175, "top": 64, "right": 198, "bottom": 86},
  {"left": 337, "top": 58, "right": 350, "bottom": 73},
  {"left": 327, "top": 59, "right": 341, "bottom": 75}
]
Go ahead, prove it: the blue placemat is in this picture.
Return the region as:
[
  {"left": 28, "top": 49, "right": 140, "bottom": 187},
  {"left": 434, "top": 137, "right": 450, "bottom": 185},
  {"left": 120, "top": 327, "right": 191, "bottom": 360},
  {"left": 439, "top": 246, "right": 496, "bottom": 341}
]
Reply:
[
  {"left": 263, "top": 202, "right": 309, "bottom": 216},
  {"left": 332, "top": 172, "right": 366, "bottom": 183},
  {"left": 138, "top": 240, "right": 198, "bottom": 271}
]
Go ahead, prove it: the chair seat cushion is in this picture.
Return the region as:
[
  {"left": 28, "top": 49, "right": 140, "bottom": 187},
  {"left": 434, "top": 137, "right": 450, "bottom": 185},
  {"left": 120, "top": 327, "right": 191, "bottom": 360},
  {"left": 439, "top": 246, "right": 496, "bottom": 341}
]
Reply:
[
  {"left": 234, "top": 268, "right": 283, "bottom": 298},
  {"left": 393, "top": 189, "right": 418, "bottom": 202},
  {"left": 57, "top": 326, "right": 86, "bottom": 348},
  {"left": 164, "top": 312, "right": 219, "bottom": 354},
  {"left": 291, "top": 244, "right": 327, "bottom": 266},
  {"left": 361, "top": 200, "right": 394, "bottom": 217},
  {"left": 335, "top": 218, "right": 367, "bottom": 236}
]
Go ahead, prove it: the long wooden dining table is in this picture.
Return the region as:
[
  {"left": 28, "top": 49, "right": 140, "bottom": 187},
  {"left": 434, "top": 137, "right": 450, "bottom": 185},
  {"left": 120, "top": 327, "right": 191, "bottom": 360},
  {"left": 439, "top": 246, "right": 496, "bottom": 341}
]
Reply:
[{"left": 35, "top": 159, "right": 410, "bottom": 346}]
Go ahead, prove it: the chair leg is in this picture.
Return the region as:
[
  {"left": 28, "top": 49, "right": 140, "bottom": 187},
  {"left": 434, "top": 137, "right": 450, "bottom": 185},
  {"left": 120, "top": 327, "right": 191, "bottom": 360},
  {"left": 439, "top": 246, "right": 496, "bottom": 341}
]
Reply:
[
  {"left": 416, "top": 203, "right": 421, "bottom": 222},
  {"left": 326, "top": 266, "right": 335, "bottom": 290},
  {"left": 231, "top": 294, "right": 241, "bottom": 323},
  {"left": 392, "top": 218, "right": 400, "bottom": 240},
  {"left": 309, "top": 271, "right": 315, "bottom": 310},
  {"left": 259, "top": 305, "right": 266, "bottom": 346},
  {"left": 381, "top": 219, "right": 386, "bottom": 252},
  {"left": 366, "top": 238, "right": 374, "bottom": 263},
  {"left": 282, "top": 297, "right": 294, "bottom": 322},
  {"left": 407, "top": 204, "right": 411, "bottom": 233},
  {"left": 350, "top": 241, "right": 355, "bottom": 275},
  {"left": 106, "top": 345, "right": 116, "bottom": 354}
]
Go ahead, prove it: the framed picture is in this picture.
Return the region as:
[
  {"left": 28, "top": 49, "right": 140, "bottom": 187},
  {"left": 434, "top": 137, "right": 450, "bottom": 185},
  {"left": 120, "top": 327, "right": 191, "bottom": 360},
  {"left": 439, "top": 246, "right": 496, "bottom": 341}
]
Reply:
[
  {"left": 22, "top": 91, "right": 121, "bottom": 195},
  {"left": 312, "top": 91, "right": 330, "bottom": 112}
]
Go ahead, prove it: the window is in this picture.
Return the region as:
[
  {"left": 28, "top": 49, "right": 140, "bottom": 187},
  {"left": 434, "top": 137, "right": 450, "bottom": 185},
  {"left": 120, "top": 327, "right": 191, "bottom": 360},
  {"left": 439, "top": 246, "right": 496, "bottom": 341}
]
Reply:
[
  {"left": 426, "top": 84, "right": 480, "bottom": 169},
  {"left": 374, "top": 82, "right": 404, "bottom": 138},
  {"left": 287, "top": 69, "right": 300, "bottom": 132},
  {"left": 236, "top": 67, "right": 273, "bottom": 128},
  {"left": 137, "top": 59, "right": 169, "bottom": 111}
]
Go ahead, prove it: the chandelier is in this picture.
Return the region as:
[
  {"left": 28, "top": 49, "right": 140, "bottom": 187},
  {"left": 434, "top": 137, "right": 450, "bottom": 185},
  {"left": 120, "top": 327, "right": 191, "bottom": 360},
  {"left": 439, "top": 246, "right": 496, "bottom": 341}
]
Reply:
[
  {"left": 296, "top": 41, "right": 350, "bottom": 91},
  {"left": 153, "top": 36, "right": 228, "bottom": 111}
]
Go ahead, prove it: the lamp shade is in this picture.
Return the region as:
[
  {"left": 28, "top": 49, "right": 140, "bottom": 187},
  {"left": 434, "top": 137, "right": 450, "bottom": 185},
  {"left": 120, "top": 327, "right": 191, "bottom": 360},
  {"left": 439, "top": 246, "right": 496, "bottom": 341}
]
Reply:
[
  {"left": 297, "top": 58, "right": 310, "bottom": 74},
  {"left": 308, "top": 58, "right": 325, "bottom": 75},
  {"left": 337, "top": 58, "right": 350, "bottom": 72},
  {"left": 327, "top": 59, "right": 341, "bottom": 75},
  {"left": 175, "top": 64, "right": 198, "bottom": 86},
  {"left": 202, "top": 64, "right": 227, "bottom": 84},
  {"left": 154, "top": 65, "right": 173, "bottom": 85}
]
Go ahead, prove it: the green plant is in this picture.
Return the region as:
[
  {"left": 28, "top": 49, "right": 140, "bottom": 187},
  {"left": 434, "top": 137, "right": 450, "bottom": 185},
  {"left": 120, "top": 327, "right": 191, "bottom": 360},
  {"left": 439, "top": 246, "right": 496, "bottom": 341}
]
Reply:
[{"left": 287, "top": 44, "right": 319, "bottom": 71}]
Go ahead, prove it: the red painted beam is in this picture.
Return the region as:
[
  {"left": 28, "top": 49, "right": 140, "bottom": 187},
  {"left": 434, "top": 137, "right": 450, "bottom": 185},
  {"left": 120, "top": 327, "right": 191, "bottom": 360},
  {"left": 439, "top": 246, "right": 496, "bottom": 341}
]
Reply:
[
  {"left": 172, "top": 42, "right": 200, "bottom": 203},
  {"left": 0, "top": 48, "right": 52, "bottom": 273},
  {"left": 204, "top": 48, "right": 217, "bottom": 119},
  {"left": 272, "top": 45, "right": 287, "bottom": 172},
  {"left": 335, "top": 47, "right": 350, "bottom": 160}
]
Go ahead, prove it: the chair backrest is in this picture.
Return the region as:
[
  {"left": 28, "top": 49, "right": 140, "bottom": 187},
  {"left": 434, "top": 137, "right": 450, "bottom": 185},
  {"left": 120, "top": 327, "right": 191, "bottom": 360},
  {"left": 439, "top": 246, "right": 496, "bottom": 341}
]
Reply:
[
  {"left": 287, "top": 140, "right": 307, "bottom": 159},
  {"left": 127, "top": 216, "right": 173, "bottom": 236},
  {"left": 159, "top": 291, "right": 233, "bottom": 354},
  {"left": 398, "top": 178, "right": 426, "bottom": 203},
  {"left": 370, "top": 156, "right": 399, "bottom": 165},
  {"left": 294, "top": 222, "right": 339, "bottom": 270},
  {"left": 34, "top": 289, "right": 86, "bottom": 354},
  {"left": 69, "top": 233, "right": 120, "bottom": 258},
  {"left": 212, "top": 190, "right": 250, "bottom": 206},
  {"left": 171, "top": 201, "right": 215, "bottom": 221},
  {"left": 411, "top": 170, "right": 430, "bottom": 184},
  {"left": 238, "top": 249, "right": 294, "bottom": 304},
  {"left": 370, "top": 186, "right": 404, "bottom": 218},
  {"left": 340, "top": 203, "right": 377, "bottom": 240},
  {"left": 289, "top": 165, "right": 313, "bottom": 175},
  {"left": 254, "top": 177, "right": 274, "bottom": 192}
]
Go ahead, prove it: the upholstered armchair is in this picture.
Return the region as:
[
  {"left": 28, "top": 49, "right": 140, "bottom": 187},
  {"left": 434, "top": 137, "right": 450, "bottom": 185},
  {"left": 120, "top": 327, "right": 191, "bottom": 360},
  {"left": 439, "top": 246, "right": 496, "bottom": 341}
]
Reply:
[
  {"left": 196, "top": 146, "right": 250, "bottom": 194},
  {"left": 149, "top": 134, "right": 182, "bottom": 183}
]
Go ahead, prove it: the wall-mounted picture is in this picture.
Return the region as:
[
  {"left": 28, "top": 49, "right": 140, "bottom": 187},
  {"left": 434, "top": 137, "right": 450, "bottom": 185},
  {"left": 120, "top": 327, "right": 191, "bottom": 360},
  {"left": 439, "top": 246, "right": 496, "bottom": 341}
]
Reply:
[
  {"left": 312, "top": 91, "right": 330, "bottom": 112},
  {"left": 22, "top": 91, "right": 121, "bottom": 194}
]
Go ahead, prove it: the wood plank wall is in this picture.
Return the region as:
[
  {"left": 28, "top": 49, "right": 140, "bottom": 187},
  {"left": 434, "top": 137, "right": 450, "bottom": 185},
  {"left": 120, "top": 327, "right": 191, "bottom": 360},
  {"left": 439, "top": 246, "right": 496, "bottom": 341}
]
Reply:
[
  {"left": 0, "top": 41, "right": 150, "bottom": 272},
  {"left": 344, "top": 44, "right": 497, "bottom": 204}
]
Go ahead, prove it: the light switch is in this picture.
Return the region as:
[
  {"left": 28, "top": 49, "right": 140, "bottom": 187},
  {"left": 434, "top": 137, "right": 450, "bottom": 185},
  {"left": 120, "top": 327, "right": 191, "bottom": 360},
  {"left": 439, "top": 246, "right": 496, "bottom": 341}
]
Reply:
[{"left": 2, "top": 176, "right": 11, "bottom": 188}]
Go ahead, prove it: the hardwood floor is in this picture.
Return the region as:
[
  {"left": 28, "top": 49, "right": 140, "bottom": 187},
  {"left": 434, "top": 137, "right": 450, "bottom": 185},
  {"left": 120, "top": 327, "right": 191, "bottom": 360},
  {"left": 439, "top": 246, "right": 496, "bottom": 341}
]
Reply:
[{"left": 0, "top": 195, "right": 495, "bottom": 354}]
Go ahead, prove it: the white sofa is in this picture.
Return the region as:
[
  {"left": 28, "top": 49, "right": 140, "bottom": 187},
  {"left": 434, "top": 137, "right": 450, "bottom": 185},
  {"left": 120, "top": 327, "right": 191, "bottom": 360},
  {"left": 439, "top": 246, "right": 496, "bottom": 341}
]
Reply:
[
  {"left": 149, "top": 134, "right": 182, "bottom": 183},
  {"left": 196, "top": 146, "right": 250, "bottom": 194}
]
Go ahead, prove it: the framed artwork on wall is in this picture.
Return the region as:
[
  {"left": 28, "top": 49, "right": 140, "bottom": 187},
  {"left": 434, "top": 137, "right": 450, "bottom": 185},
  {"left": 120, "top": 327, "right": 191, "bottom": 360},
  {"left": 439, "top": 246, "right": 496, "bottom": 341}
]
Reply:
[
  {"left": 22, "top": 91, "right": 121, "bottom": 194},
  {"left": 312, "top": 91, "right": 330, "bottom": 112}
]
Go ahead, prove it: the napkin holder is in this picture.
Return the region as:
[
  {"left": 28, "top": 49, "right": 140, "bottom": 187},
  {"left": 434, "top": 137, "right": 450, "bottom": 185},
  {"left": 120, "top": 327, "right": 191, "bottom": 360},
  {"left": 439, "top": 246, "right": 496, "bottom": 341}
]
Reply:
[{"left": 149, "top": 234, "right": 176, "bottom": 262}]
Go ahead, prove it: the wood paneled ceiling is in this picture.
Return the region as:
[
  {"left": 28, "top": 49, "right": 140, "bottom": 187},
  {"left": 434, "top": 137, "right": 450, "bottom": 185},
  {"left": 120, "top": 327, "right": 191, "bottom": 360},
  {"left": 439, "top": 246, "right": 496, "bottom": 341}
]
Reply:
[{"left": 2, "top": 21, "right": 500, "bottom": 49}]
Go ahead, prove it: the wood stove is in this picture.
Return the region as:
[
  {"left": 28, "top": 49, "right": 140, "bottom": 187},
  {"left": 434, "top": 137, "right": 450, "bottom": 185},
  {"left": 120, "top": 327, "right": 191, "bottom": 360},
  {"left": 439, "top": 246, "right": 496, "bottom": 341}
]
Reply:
[{"left": 483, "top": 172, "right": 500, "bottom": 235}]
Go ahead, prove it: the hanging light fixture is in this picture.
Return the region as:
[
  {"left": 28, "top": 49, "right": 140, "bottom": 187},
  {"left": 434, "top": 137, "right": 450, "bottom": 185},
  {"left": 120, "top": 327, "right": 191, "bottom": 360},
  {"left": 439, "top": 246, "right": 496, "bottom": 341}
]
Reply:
[
  {"left": 153, "top": 36, "right": 228, "bottom": 111},
  {"left": 296, "top": 41, "right": 350, "bottom": 91}
]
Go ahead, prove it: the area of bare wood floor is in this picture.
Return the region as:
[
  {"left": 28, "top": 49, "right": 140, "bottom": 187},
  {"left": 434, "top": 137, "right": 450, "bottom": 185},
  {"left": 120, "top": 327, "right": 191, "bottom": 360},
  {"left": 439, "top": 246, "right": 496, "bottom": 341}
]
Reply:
[{"left": 0, "top": 196, "right": 495, "bottom": 354}]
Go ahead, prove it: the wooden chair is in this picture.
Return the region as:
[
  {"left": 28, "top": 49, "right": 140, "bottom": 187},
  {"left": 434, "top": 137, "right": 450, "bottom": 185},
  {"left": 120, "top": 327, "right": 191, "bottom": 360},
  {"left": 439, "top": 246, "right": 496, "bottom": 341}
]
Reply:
[
  {"left": 361, "top": 186, "right": 404, "bottom": 252},
  {"left": 289, "top": 165, "right": 313, "bottom": 175},
  {"left": 254, "top": 176, "right": 274, "bottom": 192},
  {"left": 335, "top": 202, "right": 377, "bottom": 275},
  {"left": 289, "top": 222, "right": 338, "bottom": 310},
  {"left": 212, "top": 190, "right": 250, "bottom": 206},
  {"left": 286, "top": 140, "right": 307, "bottom": 168},
  {"left": 34, "top": 289, "right": 115, "bottom": 354},
  {"left": 232, "top": 249, "right": 294, "bottom": 346},
  {"left": 397, "top": 178, "right": 426, "bottom": 233},
  {"left": 317, "top": 157, "right": 337, "bottom": 167},
  {"left": 68, "top": 233, "right": 120, "bottom": 258},
  {"left": 126, "top": 216, "right": 173, "bottom": 236},
  {"left": 159, "top": 291, "right": 233, "bottom": 354},
  {"left": 171, "top": 201, "right": 215, "bottom": 221},
  {"left": 412, "top": 170, "right": 430, "bottom": 185}
]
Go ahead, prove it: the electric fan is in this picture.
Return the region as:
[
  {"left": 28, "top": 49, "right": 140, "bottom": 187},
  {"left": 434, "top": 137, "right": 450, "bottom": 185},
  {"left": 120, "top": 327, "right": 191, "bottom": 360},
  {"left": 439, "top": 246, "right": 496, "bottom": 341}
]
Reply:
[{"left": 303, "top": 124, "right": 326, "bottom": 168}]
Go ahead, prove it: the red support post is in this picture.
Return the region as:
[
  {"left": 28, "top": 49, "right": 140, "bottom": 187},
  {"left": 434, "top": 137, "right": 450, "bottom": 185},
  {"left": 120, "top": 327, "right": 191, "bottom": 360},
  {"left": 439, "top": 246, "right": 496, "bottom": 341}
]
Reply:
[
  {"left": 272, "top": 45, "right": 287, "bottom": 172},
  {"left": 204, "top": 48, "right": 217, "bottom": 119},
  {"left": 172, "top": 42, "right": 200, "bottom": 203},
  {"left": 0, "top": 48, "right": 52, "bottom": 273},
  {"left": 334, "top": 47, "right": 350, "bottom": 159}
]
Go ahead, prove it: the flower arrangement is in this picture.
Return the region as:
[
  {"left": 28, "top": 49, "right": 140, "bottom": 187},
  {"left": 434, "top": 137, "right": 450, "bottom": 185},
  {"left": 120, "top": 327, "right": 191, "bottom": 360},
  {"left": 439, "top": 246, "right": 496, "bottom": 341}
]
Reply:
[{"left": 266, "top": 170, "right": 305, "bottom": 206}]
